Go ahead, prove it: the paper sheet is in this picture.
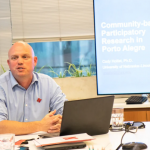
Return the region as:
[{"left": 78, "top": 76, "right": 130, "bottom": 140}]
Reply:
[{"left": 33, "top": 133, "right": 94, "bottom": 147}]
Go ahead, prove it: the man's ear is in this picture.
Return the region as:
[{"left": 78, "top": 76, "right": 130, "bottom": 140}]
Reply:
[
  {"left": 7, "top": 59, "right": 10, "bottom": 67},
  {"left": 34, "top": 56, "right": 38, "bottom": 67}
]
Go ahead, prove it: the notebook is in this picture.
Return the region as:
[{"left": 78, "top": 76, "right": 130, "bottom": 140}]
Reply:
[
  {"left": 34, "top": 133, "right": 93, "bottom": 147},
  {"left": 60, "top": 96, "right": 114, "bottom": 136}
]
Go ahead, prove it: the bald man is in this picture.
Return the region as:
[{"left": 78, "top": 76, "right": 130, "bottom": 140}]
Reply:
[{"left": 0, "top": 42, "right": 67, "bottom": 135}]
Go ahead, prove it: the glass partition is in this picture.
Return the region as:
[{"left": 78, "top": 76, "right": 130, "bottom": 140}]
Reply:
[{"left": 29, "top": 40, "right": 96, "bottom": 78}]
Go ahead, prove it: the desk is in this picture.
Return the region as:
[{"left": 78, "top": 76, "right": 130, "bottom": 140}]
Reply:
[
  {"left": 114, "top": 98, "right": 150, "bottom": 109},
  {"left": 83, "top": 122, "right": 150, "bottom": 150},
  {"left": 114, "top": 98, "right": 150, "bottom": 121},
  {"left": 15, "top": 122, "right": 150, "bottom": 150}
]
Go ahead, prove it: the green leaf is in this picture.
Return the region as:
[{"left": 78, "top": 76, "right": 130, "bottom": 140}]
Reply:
[
  {"left": 49, "top": 69, "right": 68, "bottom": 78},
  {"left": 1, "top": 65, "right": 6, "bottom": 73},
  {"left": 37, "top": 66, "right": 46, "bottom": 73},
  {"left": 65, "top": 62, "right": 84, "bottom": 77}
]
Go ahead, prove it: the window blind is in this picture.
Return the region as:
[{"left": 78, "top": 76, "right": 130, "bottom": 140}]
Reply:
[
  {"left": 0, "top": 0, "right": 12, "bottom": 74},
  {"left": 10, "top": 0, "right": 94, "bottom": 43}
]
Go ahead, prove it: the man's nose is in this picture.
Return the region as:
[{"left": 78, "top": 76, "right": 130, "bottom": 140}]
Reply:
[{"left": 17, "top": 57, "right": 23, "bottom": 64}]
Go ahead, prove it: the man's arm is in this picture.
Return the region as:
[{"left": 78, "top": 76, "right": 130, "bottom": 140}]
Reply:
[
  {"left": 0, "top": 110, "right": 62, "bottom": 135},
  {"left": 50, "top": 79, "right": 68, "bottom": 115},
  {"left": 0, "top": 120, "right": 41, "bottom": 135}
]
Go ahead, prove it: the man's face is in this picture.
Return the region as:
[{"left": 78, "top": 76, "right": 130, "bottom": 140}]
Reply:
[{"left": 7, "top": 44, "right": 37, "bottom": 80}]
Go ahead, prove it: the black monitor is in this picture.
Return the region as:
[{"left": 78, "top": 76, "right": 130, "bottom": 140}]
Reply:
[{"left": 93, "top": 0, "right": 150, "bottom": 95}]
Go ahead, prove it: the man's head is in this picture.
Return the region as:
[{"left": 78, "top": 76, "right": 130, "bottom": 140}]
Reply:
[{"left": 7, "top": 41, "right": 37, "bottom": 82}]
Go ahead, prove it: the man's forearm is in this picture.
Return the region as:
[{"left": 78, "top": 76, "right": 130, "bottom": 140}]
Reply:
[
  {"left": 0, "top": 120, "right": 41, "bottom": 135},
  {"left": 0, "top": 111, "right": 62, "bottom": 135}
]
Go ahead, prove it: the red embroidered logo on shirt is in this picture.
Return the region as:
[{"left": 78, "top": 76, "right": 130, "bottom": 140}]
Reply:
[{"left": 37, "top": 98, "right": 42, "bottom": 103}]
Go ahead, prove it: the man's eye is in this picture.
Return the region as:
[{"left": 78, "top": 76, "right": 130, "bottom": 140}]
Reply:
[
  {"left": 23, "top": 56, "right": 29, "bottom": 59},
  {"left": 11, "top": 57, "right": 17, "bottom": 60}
]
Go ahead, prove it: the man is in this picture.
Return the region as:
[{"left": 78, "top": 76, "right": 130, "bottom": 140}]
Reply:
[{"left": 0, "top": 41, "right": 67, "bottom": 135}]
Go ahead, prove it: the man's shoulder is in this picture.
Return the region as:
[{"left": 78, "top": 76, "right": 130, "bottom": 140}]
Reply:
[
  {"left": 34, "top": 72, "right": 60, "bottom": 91},
  {"left": 0, "top": 71, "right": 10, "bottom": 84},
  {"left": 34, "top": 72, "right": 54, "bottom": 82}
]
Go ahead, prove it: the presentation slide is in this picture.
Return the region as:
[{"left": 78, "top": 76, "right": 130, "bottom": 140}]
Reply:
[{"left": 94, "top": 0, "right": 150, "bottom": 95}]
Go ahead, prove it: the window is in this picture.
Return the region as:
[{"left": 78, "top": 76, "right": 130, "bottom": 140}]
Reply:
[{"left": 29, "top": 40, "right": 96, "bottom": 78}]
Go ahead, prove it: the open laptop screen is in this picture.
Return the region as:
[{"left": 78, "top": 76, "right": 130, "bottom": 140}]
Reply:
[{"left": 60, "top": 96, "right": 114, "bottom": 136}]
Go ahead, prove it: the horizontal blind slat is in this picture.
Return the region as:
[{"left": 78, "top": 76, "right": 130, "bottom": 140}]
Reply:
[
  {"left": 11, "top": 0, "right": 94, "bottom": 42},
  {"left": 11, "top": 0, "right": 60, "bottom": 40},
  {"left": 59, "top": 0, "right": 94, "bottom": 37}
]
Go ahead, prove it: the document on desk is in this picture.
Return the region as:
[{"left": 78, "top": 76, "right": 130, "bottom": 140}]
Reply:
[{"left": 33, "top": 133, "right": 94, "bottom": 147}]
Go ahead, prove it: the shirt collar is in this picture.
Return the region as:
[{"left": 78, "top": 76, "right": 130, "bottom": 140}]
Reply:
[
  {"left": 10, "top": 71, "right": 38, "bottom": 89},
  {"left": 31, "top": 72, "right": 38, "bottom": 85}
]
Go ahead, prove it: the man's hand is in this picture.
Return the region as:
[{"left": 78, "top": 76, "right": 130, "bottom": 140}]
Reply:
[{"left": 40, "top": 110, "right": 62, "bottom": 133}]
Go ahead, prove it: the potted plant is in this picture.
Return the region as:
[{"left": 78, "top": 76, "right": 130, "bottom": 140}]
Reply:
[{"left": 52, "top": 63, "right": 98, "bottom": 100}]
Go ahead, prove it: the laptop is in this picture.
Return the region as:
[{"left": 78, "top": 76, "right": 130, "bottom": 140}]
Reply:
[
  {"left": 60, "top": 96, "right": 114, "bottom": 136},
  {"left": 40, "top": 96, "right": 114, "bottom": 138},
  {"left": 41, "top": 96, "right": 114, "bottom": 150}
]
